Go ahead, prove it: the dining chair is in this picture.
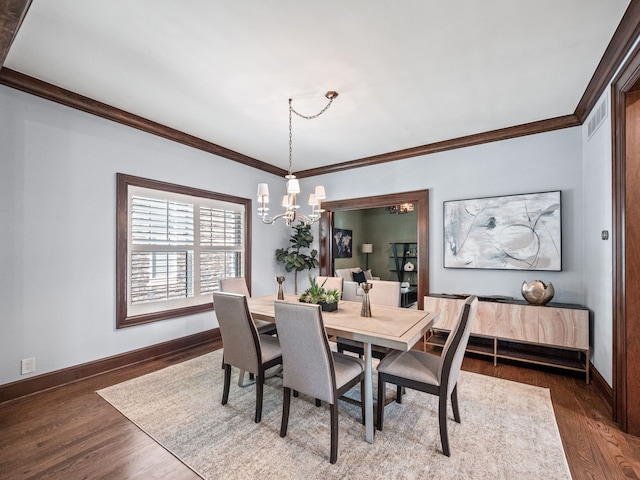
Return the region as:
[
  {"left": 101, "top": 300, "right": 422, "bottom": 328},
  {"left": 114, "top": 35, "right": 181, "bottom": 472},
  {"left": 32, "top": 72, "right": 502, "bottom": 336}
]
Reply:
[
  {"left": 212, "top": 292, "right": 282, "bottom": 423},
  {"left": 316, "top": 276, "right": 344, "bottom": 297},
  {"left": 219, "top": 277, "right": 277, "bottom": 336},
  {"left": 274, "top": 301, "right": 365, "bottom": 464},
  {"left": 367, "top": 280, "right": 401, "bottom": 307},
  {"left": 376, "top": 295, "right": 478, "bottom": 456},
  {"left": 336, "top": 280, "right": 402, "bottom": 359}
]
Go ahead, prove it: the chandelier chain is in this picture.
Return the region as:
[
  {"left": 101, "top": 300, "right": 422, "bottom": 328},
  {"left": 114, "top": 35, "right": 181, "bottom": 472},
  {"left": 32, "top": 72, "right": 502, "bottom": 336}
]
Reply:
[{"left": 288, "top": 95, "right": 337, "bottom": 175}]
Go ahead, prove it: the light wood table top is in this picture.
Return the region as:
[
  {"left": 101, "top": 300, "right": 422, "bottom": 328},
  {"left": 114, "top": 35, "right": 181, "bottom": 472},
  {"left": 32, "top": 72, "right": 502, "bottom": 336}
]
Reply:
[{"left": 248, "top": 294, "right": 437, "bottom": 352}]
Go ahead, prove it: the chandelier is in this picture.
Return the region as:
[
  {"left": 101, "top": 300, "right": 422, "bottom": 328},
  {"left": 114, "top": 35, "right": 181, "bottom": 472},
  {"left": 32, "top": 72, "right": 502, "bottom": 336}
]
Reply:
[
  {"left": 386, "top": 203, "right": 415, "bottom": 214},
  {"left": 257, "top": 91, "right": 338, "bottom": 226}
]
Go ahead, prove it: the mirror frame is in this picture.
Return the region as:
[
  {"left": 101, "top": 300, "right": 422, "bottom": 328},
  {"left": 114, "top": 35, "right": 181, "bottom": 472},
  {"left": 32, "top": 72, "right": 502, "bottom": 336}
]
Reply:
[{"left": 319, "top": 190, "right": 429, "bottom": 310}]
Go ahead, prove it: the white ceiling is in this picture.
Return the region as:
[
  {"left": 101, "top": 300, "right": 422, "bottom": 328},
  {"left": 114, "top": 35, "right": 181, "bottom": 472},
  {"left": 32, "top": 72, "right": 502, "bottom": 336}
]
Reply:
[{"left": 5, "top": 0, "right": 631, "bottom": 173}]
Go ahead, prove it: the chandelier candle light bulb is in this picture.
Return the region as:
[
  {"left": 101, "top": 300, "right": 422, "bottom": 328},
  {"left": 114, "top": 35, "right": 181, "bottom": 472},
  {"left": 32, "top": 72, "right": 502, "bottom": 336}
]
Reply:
[{"left": 258, "top": 92, "right": 337, "bottom": 226}]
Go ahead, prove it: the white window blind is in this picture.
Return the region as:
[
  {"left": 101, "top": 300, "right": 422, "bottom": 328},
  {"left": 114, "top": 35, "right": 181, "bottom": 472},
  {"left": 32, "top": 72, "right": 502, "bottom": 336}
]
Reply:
[
  {"left": 199, "top": 205, "right": 244, "bottom": 295},
  {"left": 127, "top": 186, "right": 245, "bottom": 316}
]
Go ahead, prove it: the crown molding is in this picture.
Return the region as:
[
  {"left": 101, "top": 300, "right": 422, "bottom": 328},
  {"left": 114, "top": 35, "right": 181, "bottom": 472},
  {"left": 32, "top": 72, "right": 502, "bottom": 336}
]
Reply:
[
  {"left": 296, "top": 115, "right": 580, "bottom": 178},
  {"left": 2, "top": 0, "right": 640, "bottom": 178},
  {"left": 0, "top": 0, "right": 31, "bottom": 68},
  {"left": 574, "top": 0, "right": 640, "bottom": 122},
  {"left": 0, "top": 68, "right": 288, "bottom": 177}
]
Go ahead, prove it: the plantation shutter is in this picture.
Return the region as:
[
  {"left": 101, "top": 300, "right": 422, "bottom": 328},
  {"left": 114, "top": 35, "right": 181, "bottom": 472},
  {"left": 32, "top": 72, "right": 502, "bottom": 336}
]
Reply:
[
  {"left": 130, "top": 196, "right": 195, "bottom": 305},
  {"left": 200, "top": 205, "right": 244, "bottom": 294}
]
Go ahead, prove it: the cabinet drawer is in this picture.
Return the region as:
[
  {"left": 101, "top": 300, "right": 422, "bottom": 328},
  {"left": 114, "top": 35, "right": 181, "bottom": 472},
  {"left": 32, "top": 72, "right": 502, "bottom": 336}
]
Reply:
[
  {"left": 424, "top": 296, "right": 464, "bottom": 331},
  {"left": 478, "top": 302, "right": 538, "bottom": 342},
  {"left": 538, "top": 307, "right": 589, "bottom": 350}
]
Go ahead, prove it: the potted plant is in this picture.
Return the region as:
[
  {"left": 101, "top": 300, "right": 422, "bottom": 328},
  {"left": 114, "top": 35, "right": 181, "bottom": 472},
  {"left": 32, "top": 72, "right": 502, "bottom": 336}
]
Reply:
[
  {"left": 275, "top": 222, "right": 319, "bottom": 294},
  {"left": 299, "top": 276, "right": 340, "bottom": 312}
]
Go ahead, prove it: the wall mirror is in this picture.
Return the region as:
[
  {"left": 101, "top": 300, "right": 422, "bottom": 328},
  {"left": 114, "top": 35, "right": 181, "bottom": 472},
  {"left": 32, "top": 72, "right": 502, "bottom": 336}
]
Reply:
[{"left": 319, "top": 190, "right": 429, "bottom": 309}]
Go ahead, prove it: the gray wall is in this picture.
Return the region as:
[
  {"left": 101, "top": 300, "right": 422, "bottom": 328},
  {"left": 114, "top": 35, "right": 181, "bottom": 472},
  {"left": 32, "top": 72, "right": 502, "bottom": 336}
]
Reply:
[
  {"left": 0, "top": 76, "right": 617, "bottom": 388},
  {"left": 0, "top": 85, "right": 290, "bottom": 385},
  {"left": 333, "top": 208, "right": 417, "bottom": 282}
]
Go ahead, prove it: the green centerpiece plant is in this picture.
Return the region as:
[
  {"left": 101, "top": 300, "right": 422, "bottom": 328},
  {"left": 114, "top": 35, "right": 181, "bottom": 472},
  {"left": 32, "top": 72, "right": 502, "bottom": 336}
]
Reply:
[{"left": 299, "top": 276, "right": 340, "bottom": 312}]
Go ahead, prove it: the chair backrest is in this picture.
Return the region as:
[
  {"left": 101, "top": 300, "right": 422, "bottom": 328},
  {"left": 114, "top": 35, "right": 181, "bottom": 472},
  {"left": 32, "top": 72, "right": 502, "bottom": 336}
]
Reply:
[
  {"left": 219, "top": 277, "right": 250, "bottom": 297},
  {"left": 274, "top": 301, "right": 337, "bottom": 404},
  {"left": 316, "top": 276, "right": 344, "bottom": 296},
  {"left": 213, "top": 292, "right": 260, "bottom": 374},
  {"left": 367, "top": 280, "right": 401, "bottom": 307},
  {"left": 439, "top": 295, "right": 478, "bottom": 395}
]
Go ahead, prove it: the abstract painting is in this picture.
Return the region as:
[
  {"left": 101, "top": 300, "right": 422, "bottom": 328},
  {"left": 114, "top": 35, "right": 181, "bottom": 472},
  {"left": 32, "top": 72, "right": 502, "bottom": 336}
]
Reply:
[
  {"left": 443, "top": 191, "right": 561, "bottom": 270},
  {"left": 333, "top": 228, "right": 353, "bottom": 258}
]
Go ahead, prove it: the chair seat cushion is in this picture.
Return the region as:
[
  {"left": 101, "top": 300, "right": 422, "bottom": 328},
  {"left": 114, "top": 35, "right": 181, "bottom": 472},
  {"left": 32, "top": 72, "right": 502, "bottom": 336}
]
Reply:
[
  {"left": 332, "top": 352, "right": 365, "bottom": 390},
  {"left": 377, "top": 350, "right": 440, "bottom": 386},
  {"left": 259, "top": 334, "right": 282, "bottom": 363}
]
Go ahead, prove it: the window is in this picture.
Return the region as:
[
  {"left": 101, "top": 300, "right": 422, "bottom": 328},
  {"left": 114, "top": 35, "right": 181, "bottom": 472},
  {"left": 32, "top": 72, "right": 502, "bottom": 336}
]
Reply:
[{"left": 117, "top": 174, "right": 251, "bottom": 328}]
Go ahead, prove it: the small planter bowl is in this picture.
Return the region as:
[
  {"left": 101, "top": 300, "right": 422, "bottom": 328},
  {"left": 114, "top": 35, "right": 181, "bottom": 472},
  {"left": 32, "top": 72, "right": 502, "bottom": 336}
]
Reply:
[{"left": 320, "top": 301, "right": 338, "bottom": 312}]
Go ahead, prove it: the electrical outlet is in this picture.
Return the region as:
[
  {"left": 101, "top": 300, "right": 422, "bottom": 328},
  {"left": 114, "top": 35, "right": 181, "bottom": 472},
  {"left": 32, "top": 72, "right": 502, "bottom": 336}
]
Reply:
[{"left": 21, "top": 357, "right": 35, "bottom": 375}]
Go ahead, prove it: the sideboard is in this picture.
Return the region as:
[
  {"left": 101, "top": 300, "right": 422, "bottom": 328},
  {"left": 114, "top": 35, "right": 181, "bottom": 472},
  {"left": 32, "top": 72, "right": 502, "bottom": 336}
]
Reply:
[{"left": 423, "top": 295, "right": 590, "bottom": 383}]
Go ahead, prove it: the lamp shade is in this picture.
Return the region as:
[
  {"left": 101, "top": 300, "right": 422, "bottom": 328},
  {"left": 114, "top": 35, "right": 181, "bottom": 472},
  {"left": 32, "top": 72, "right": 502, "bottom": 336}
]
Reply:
[
  {"left": 314, "top": 185, "right": 326, "bottom": 200},
  {"left": 286, "top": 178, "right": 300, "bottom": 194},
  {"left": 257, "top": 183, "right": 270, "bottom": 201},
  {"left": 362, "top": 243, "right": 373, "bottom": 254},
  {"left": 308, "top": 193, "right": 318, "bottom": 206}
]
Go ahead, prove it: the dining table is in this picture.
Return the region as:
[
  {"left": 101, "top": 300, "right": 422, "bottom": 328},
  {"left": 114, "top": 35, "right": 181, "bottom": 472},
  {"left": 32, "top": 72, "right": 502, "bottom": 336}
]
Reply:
[{"left": 247, "top": 294, "right": 439, "bottom": 444}]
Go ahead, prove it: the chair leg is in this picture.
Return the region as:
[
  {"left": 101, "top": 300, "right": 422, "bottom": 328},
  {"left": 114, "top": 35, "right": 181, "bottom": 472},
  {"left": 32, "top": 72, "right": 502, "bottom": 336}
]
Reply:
[
  {"left": 330, "top": 401, "right": 339, "bottom": 464},
  {"left": 316, "top": 399, "right": 322, "bottom": 407},
  {"left": 376, "top": 375, "right": 385, "bottom": 431},
  {"left": 255, "top": 371, "right": 264, "bottom": 423},
  {"left": 439, "top": 393, "right": 451, "bottom": 456},
  {"left": 222, "top": 364, "right": 231, "bottom": 405},
  {"left": 280, "top": 387, "right": 291, "bottom": 437},
  {"left": 360, "top": 378, "right": 366, "bottom": 425},
  {"left": 451, "top": 383, "right": 461, "bottom": 423},
  {"left": 396, "top": 385, "right": 403, "bottom": 404}
]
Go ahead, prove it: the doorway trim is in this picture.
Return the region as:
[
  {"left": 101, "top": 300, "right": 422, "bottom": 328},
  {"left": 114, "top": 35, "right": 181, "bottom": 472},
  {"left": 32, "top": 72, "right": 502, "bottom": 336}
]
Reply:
[
  {"left": 612, "top": 39, "right": 640, "bottom": 433},
  {"left": 319, "top": 190, "right": 429, "bottom": 310}
]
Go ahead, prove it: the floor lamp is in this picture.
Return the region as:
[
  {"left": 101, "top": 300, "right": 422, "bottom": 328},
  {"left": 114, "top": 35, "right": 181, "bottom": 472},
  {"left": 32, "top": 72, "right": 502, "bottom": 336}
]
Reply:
[{"left": 362, "top": 243, "right": 373, "bottom": 270}]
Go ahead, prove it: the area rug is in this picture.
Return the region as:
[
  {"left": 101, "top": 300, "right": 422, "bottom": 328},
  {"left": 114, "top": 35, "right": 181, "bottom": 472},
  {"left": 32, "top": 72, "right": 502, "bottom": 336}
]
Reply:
[{"left": 97, "top": 349, "right": 571, "bottom": 479}]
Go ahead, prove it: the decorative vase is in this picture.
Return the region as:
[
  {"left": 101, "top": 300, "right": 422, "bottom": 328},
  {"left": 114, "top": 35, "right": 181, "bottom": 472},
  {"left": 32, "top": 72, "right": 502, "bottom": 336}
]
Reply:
[
  {"left": 360, "top": 282, "right": 373, "bottom": 317},
  {"left": 521, "top": 280, "right": 555, "bottom": 305},
  {"left": 276, "top": 276, "right": 285, "bottom": 300}
]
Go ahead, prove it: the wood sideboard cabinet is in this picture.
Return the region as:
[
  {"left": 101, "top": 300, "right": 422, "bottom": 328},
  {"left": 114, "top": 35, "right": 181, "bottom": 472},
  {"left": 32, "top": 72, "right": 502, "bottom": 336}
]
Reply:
[{"left": 423, "top": 295, "right": 590, "bottom": 383}]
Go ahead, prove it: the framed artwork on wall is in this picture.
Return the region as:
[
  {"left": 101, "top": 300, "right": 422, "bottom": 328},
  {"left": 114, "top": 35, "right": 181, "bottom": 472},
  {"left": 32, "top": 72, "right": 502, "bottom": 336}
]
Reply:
[
  {"left": 443, "top": 191, "right": 561, "bottom": 271},
  {"left": 333, "top": 228, "right": 353, "bottom": 258}
]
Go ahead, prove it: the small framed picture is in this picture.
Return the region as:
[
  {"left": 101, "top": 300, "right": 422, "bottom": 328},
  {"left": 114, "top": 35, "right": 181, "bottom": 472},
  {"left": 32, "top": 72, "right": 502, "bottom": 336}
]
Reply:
[{"left": 333, "top": 228, "right": 353, "bottom": 258}]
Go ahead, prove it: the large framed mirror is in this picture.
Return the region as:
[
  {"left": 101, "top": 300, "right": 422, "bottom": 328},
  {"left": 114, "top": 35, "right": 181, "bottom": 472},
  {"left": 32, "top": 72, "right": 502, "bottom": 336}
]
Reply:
[{"left": 319, "top": 190, "right": 429, "bottom": 310}]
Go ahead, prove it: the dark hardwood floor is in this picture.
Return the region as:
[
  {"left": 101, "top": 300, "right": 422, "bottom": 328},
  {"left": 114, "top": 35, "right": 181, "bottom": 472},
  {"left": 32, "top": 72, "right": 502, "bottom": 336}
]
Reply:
[{"left": 1, "top": 340, "right": 639, "bottom": 479}]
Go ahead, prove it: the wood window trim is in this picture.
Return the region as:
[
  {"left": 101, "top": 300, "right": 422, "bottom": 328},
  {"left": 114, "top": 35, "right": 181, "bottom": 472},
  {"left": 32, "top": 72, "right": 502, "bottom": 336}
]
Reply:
[{"left": 116, "top": 173, "right": 252, "bottom": 328}]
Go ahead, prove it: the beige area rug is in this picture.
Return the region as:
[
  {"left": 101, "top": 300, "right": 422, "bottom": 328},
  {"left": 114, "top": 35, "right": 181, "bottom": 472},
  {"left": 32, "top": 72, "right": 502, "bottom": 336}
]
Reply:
[{"left": 97, "top": 349, "right": 571, "bottom": 480}]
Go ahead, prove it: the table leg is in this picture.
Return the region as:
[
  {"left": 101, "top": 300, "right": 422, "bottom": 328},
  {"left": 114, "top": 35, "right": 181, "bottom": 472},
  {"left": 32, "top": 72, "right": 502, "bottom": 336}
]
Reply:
[{"left": 364, "top": 341, "right": 374, "bottom": 443}]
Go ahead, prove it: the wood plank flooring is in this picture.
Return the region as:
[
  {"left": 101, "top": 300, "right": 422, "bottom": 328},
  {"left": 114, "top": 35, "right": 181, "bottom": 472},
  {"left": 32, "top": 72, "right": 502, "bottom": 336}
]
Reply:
[{"left": 1, "top": 341, "right": 639, "bottom": 479}]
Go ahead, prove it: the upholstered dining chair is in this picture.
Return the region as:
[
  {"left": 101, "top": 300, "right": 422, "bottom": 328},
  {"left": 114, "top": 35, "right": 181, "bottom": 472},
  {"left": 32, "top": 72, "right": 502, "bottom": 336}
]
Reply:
[
  {"left": 367, "top": 280, "right": 401, "bottom": 307},
  {"left": 376, "top": 295, "right": 478, "bottom": 456},
  {"left": 274, "top": 301, "right": 365, "bottom": 464},
  {"left": 219, "top": 277, "right": 277, "bottom": 336},
  {"left": 336, "top": 280, "right": 402, "bottom": 359},
  {"left": 315, "top": 276, "right": 344, "bottom": 297},
  {"left": 212, "top": 292, "right": 282, "bottom": 423}
]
